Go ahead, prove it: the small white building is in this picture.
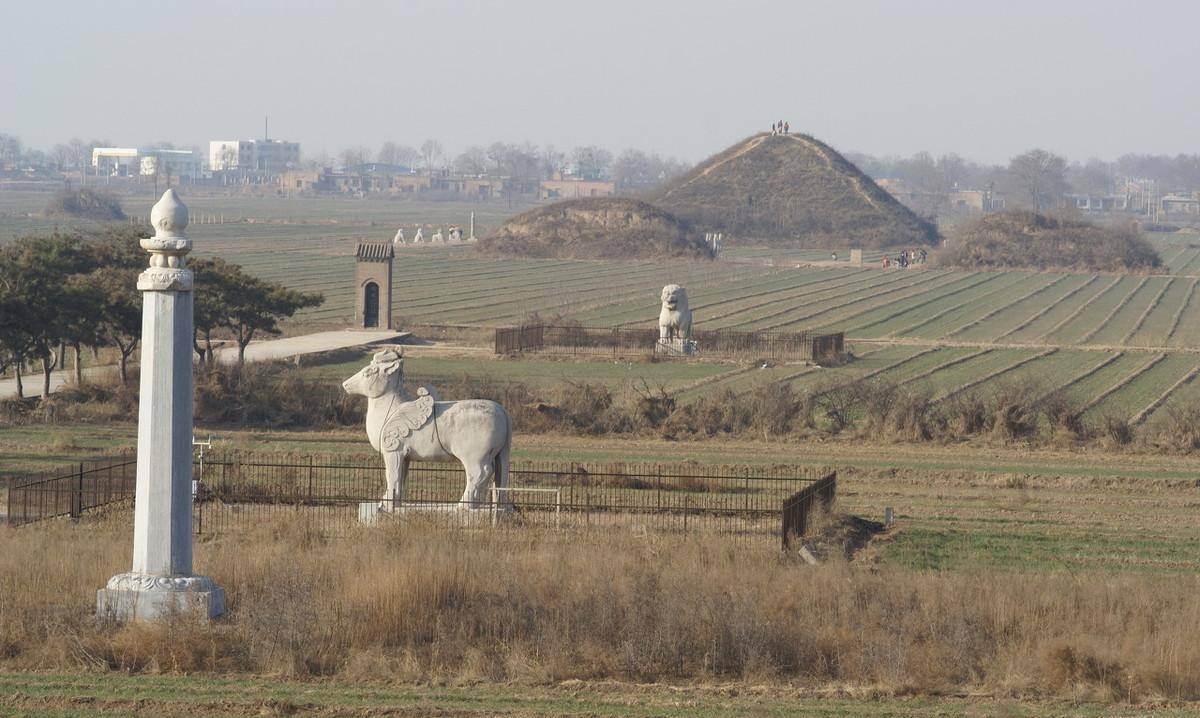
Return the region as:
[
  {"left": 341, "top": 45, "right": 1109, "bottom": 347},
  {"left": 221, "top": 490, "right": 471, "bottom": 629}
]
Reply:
[{"left": 92, "top": 147, "right": 201, "bottom": 180}]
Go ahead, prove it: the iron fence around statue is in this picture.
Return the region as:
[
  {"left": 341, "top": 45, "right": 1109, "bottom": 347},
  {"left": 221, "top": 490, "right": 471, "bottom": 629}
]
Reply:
[
  {"left": 6, "top": 451, "right": 834, "bottom": 546},
  {"left": 4, "top": 452, "right": 137, "bottom": 526},
  {"left": 193, "top": 453, "right": 832, "bottom": 541},
  {"left": 495, "top": 324, "right": 844, "bottom": 363}
]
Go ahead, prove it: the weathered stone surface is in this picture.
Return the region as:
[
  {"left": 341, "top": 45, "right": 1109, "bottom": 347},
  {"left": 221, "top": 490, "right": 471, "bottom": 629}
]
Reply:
[
  {"left": 137, "top": 267, "right": 192, "bottom": 291},
  {"left": 342, "top": 349, "right": 512, "bottom": 509},
  {"left": 658, "top": 284, "right": 692, "bottom": 342},
  {"left": 358, "top": 501, "right": 512, "bottom": 526},
  {"left": 99, "top": 189, "right": 223, "bottom": 622},
  {"left": 97, "top": 573, "right": 225, "bottom": 622}
]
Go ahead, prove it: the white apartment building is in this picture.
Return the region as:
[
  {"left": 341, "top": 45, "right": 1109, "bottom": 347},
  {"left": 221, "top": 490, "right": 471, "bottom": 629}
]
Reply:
[{"left": 208, "top": 139, "right": 300, "bottom": 173}]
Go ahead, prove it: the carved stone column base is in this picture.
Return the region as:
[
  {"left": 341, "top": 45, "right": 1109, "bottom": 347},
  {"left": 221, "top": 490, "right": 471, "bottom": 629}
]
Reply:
[{"left": 96, "top": 572, "right": 225, "bottom": 622}]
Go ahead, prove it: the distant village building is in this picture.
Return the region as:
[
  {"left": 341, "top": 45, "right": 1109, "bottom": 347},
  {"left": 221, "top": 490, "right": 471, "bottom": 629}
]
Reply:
[
  {"left": 877, "top": 179, "right": 1004, "bottom": 216},
  {"left": 540, "top": 175, "right": 616, "bottom": 200},
  {"left": 91, "top": 147, "right": 202, "bottom": 181},
  {"left": 1160, "top": 193, "right": 1200, "bottom": 217},
  {"left": 278, "top": 169, "right": 322, "bottom": 192},
  {"left": 948, "top": 188, "right": 1005, "bottom": 212},
  {"left": 1067, "top": 194, "right": 1129, "bottom": 213},
  {"left": 208, "top": 138, "right": 300, "bottom": 173}
]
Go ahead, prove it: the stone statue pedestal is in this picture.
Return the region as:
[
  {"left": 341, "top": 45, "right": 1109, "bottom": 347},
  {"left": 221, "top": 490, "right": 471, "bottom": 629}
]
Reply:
[
  {"left": 359, "top": 501, "right": 513, "bottom": 527},
  {"left": 97, "top": 573, "right": 225, "bottom": 622},
  {"left": 655, "top": 338, "right": 695, "bottom": 356}
]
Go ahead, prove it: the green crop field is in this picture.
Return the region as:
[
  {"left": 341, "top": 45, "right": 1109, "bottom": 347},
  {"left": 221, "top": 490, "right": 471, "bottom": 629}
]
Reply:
[
  {"left": 8, "top": 191, "right": 1200, "bottom": 352},
  {"left": 4, "top": 671, "right": 1190, "bottom": 718},
  {"left": 9, "top": 190, "right": 1200, "bottom": 421}
]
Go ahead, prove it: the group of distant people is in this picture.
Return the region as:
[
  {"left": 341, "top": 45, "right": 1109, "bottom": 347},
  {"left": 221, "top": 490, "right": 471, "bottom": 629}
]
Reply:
[
  {"left": 770, "top": 120, "right": 790, "bottom": 135},
  {"left": 882, "top": 248, "right": 927, "bottom": 268}
]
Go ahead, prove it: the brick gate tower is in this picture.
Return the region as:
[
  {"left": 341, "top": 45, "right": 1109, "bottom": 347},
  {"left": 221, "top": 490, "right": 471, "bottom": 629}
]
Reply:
[{"left": 354, "top": 242, "right": 394, "bottom": 330}]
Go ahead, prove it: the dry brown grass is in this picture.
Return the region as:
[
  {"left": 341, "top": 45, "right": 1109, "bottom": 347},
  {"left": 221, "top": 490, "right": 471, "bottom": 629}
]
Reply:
[{"left": 2, "top": 516, "right": 1200, "bottom": 702}]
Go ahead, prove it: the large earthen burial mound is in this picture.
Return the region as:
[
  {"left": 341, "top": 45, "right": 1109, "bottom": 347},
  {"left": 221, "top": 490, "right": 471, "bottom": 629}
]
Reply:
[
  {"left": 477, "top": 197, "right": 713, "bottom": 260},
  {"left": 648, "top": 133, "right": 938, "bottom": 249}
]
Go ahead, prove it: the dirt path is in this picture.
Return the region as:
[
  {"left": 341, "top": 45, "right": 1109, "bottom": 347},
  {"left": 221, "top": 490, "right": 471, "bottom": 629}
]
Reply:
[
  {"left": 658, "top": 134, "right": 769, "bottom": 197},
  {"left": 0, "top": 330, "right": 409, "bottom": 401}
]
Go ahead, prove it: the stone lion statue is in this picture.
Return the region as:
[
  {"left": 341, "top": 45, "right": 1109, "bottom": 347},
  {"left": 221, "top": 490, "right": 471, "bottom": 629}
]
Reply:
[{"left": 658, "top": 284, "right": 692, "bottom": 343}]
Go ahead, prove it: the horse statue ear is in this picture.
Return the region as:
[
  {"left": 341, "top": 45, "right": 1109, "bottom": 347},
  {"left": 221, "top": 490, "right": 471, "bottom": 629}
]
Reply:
[
  {"left": 381, "top": 357, "right": 403, "bottom": 375},
  {"left": 372, "top": 348, "right": 402, "bottom": 364}
]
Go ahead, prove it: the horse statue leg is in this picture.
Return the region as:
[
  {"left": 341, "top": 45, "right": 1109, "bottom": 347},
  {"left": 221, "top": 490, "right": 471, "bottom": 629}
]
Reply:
[
  {"left": 459, "top": 455, "right": 496, "bottom": 508},
  {"left": 382, "top": 451, "right": 406, "bottom": 510}
]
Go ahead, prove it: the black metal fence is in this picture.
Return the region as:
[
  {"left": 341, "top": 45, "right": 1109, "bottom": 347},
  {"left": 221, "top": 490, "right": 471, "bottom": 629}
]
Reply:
[
  {"left": 781, "top": 472, "right": 838, "bottom": 550},
  {"left": 5, "top": 452, "right": 137, "bottom": 526},
  {"left": 194, "top": 454, "right": 829, "bottom": 541},
  {"left": 495, "top": 324, "right": 844, "bottom": 363},
  {"left": 7, "top": 451, "right": 835, "bottom": 546}
]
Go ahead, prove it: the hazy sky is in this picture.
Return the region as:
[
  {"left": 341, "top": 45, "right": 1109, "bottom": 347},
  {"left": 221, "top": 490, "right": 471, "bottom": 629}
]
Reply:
[{"left": 3, "top": 0, "right": 1197, "bottom": 165}]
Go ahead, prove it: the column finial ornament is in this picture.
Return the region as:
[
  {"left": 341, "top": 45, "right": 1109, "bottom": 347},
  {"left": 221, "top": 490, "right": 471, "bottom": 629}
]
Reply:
[{"left": 138, "top": 188, "right": 193, "bottom": 292}]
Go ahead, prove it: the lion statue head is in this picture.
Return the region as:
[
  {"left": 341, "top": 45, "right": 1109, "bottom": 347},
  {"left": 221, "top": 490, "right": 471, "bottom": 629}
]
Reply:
[{"left": 660, "top": 284, "right": 688, "bottom": 313}]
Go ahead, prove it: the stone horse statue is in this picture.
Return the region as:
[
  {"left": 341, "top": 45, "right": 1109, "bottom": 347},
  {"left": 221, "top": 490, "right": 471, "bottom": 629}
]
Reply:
[{"left": 342, "top": 349, "right": 512, "bottom": 509}]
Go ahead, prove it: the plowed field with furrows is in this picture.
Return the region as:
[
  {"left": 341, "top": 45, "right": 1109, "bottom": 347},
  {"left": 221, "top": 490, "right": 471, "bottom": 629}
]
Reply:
[
  {"left": 679, "top": 341, "right": 1199, "bottom": 426},
  {"left": 156, "top": 222, "right": 1200, "bottom": 353}
]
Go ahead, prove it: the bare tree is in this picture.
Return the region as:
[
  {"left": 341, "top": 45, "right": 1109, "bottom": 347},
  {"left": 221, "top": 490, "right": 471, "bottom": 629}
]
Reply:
[
  {"left": 1068, "top": 158, "right": 1116, "bottom": 196},
  {"left": 339, "top": 146, "right": 371, "bottom": 169},
  {"left": 51, "top": 144, "right": 73, "bottom": 171},
  {"left": 0, "top": 133, "right": 23, "bottom": 167},
  {"left": 420, "top": 139, "right": 444, "bottom": 171},
  {"left": 303, "top": 149, "right": 331, "bottom": 171},
  {"left": 377, "top": 141, "right": 418, "bottom": 167},
  {"left": 540, "top": 145, "right": 566, "bottom": 179},
  {"left": 570, "top": 145, "right": 613, "bottom": 181},
  {"left": 453, "top": 146, "right": 488, "bottom": 175},
  {"left": 1009, "top": 149, "right": 1068, "bottom": 212}
]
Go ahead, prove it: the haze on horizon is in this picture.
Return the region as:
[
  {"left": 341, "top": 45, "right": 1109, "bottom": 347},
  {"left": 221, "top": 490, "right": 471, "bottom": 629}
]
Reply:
[{"left": 3, "top": 0, "right": 1196, "bottom": 165}]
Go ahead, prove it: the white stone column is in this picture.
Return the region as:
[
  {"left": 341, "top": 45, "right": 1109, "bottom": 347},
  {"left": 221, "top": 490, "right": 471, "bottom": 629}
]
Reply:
[{"left": 97, "top": 189, "right": 225, "bottom": 621}]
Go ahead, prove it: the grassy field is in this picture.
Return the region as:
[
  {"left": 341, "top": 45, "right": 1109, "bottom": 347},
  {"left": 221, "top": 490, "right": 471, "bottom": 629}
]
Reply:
[
  {"left": 1, "top": 672, "right": 1192, "bottom": 717},
  {"left": 6, "top": 416, "right": 1200, "bottom": 574}
]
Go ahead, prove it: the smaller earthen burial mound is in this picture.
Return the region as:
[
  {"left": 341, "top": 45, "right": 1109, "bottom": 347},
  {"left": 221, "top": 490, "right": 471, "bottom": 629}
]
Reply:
[{"left": 477, "top": 197, "right": 713, "bottom": 260}]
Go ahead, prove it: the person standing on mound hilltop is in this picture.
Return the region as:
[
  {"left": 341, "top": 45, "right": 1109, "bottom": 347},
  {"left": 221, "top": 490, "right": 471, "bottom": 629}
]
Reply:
[{"left": 784, "top": 121, "right": 789, "bottom": 134}]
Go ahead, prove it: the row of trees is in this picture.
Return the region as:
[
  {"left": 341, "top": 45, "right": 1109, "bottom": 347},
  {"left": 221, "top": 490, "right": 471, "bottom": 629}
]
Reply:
[
  {"left": 4, "top": 130, "right": 689, "bottom": 191},
  {"left": 848, "top": 149, "right": 1069, "bottom": 210},
  {"left": 849, "top": 148, "right": 1200, "bottom": 213},
  {"left": 1, "top": 134, "right": 114, "bottom": 174},
  {"left": 335, "top": 140, "right": 689, "bottom": 189},
  {"left": 0, "top": 229, "right": 323, "bottom": 400}
]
